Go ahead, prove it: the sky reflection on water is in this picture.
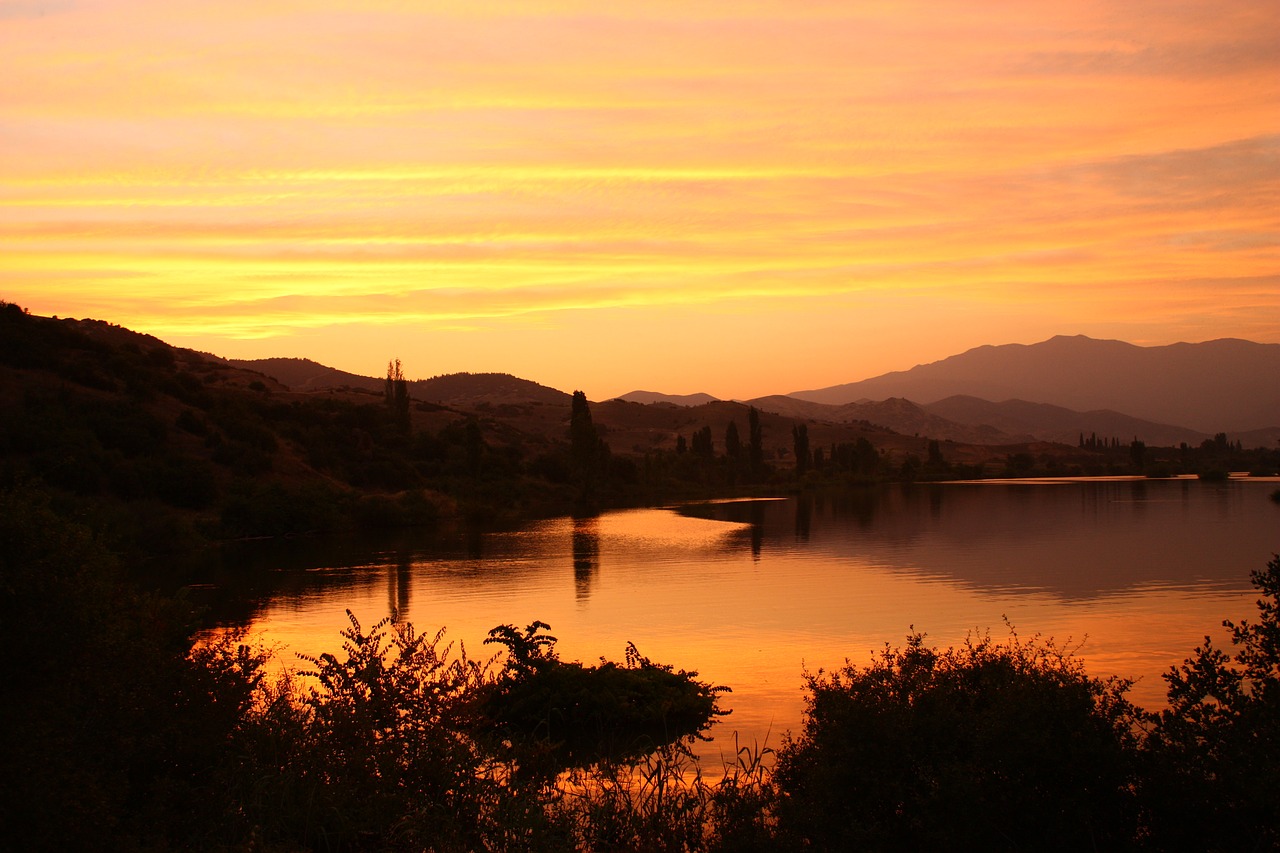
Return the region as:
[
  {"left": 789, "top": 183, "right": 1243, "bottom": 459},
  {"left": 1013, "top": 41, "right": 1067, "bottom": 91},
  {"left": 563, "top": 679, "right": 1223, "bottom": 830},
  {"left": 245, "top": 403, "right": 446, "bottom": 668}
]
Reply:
[{"left": 199, "top": 480, "right": 1278, "bottom": 758}]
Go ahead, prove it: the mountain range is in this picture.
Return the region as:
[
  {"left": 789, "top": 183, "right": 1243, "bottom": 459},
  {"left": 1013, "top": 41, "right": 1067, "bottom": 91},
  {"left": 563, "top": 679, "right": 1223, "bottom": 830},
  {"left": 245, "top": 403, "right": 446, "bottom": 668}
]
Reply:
[
  {"left": 232, "top": 334, "right": 1280, "bottom": 449},
  {"left": 790, "top": 335, "right": 1280, "bottom": 435}
]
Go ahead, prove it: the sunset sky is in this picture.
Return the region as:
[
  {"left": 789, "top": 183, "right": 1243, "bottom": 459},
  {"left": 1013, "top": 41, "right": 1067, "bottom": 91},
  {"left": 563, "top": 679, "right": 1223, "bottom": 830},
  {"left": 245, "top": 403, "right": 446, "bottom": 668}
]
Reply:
[{"left": 3, "top": 0, "right": 1278, "bottom": 400}]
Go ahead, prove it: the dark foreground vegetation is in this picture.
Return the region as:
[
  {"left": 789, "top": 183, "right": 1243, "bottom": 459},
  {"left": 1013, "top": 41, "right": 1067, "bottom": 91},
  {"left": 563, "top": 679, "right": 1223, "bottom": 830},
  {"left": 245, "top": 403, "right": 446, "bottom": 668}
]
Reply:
[
  {"left": 5, "top": 302, "right": 1280, "bottom": 849},
  {"left": 4, "top": 480, "right": 1279, "bottom": 851}
]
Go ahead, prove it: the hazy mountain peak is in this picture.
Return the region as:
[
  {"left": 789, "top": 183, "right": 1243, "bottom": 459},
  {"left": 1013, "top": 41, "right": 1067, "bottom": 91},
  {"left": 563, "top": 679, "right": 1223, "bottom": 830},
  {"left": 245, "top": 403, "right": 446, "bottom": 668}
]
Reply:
[{"left": 790, "top": 335, "right": 1280, "bottom": 434}]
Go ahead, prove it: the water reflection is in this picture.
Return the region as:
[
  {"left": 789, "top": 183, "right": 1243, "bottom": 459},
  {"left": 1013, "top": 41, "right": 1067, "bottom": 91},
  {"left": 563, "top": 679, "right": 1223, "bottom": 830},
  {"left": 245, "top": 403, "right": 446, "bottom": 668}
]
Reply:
[
  {"left": 794, "top": 494, "right": 812, "bottom": 543},
  {"left": 572, "top": 516, "right": 600, "bottom": 602},
  {"left": 195, "top": 481, "right": 1279, "bottom": 754},
  {"left": 389, "top": 554, "right": 411, "bottom": 623},
  {"left": 680, "top": 480, "right": 1270, "bottom": 600}
]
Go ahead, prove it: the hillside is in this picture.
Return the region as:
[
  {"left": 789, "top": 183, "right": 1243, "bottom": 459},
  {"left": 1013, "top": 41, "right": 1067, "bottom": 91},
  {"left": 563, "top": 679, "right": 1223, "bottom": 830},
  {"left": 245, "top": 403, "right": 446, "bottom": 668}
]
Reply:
[
  {"left": 922, "top": 396, "right": 1209, "bottom": 447},
  {"left": 414, "top": 372, "right": 570, "bottom": 407},
  {"left": 0, "top": 306, "right": 596, "bottom": 546},
  {"left": 790, "top": 335, "right": 1280, "bottom": 434},
  {"left": 591, "top": 398, "right": 921, "bottom": 461},
  {"left": 9, "top": 304, "right": 1273, "bottom": 548},
  {"left": 747, "top": 395, "right": 1022, "bottom": 444},
  {"left": 227, "top": 357, "right": 383, "bottom": 392},
  {"left": 2, "top": 307, "right": 983, "bottom": 552},
  {"left": 232, "top": 357, "right": 572, "bottom": 408}
]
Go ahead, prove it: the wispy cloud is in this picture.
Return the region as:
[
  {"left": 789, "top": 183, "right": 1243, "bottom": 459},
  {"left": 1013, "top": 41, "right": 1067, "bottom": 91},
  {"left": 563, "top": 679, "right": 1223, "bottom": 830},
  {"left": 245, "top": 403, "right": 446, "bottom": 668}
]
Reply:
[{"left": 2, "top": 0, "right": 1277, "bottom": 396}]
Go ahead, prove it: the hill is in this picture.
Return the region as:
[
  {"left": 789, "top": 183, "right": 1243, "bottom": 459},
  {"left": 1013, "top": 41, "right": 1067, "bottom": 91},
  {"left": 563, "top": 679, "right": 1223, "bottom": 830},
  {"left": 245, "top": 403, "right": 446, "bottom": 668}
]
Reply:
[
  {"left": 0, "top": 306, "right": 601, "bottom": 546},
  {"left": 921, "top": 396, "right": 1209, "bottom": 447},
  {"left": 8, "top": 304, "right": 1273, "bottom": 542},
  {"left": 790, "top": 335, "right": 1280, "bottom": 434},
  {"left": 747, "top": 395, "right": 1021, "bottom": 444},
  {"left": 226, "top": 357, "right": 382, "bottom": 392},
  {"left": 231, "top": 358, "right": 571, "bottom": 407},
  {"left": 413, "top": 372, "right": 570, "bottom": 407},
  {"left": 615, "top": 390, "right": 720, "bottom": 407}
]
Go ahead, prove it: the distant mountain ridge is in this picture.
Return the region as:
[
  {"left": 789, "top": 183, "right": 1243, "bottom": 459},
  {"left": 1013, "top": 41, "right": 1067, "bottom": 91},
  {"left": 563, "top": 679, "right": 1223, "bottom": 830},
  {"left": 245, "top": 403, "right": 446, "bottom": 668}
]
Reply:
[
  {"left": 232, "top": 337, "right": 1280, "bottom": 448},
  {"left": 616, "top": 390, "right": 720, "bottom": 407},
  {"left": 921, "top": 396, "right": 1208, "bottom": 447},
  {"left": 746, "top": 395, "right": 1018, "bottom": 444},
  {"left": 790, "top": 335, "right": 1280, "bottom": 434}
]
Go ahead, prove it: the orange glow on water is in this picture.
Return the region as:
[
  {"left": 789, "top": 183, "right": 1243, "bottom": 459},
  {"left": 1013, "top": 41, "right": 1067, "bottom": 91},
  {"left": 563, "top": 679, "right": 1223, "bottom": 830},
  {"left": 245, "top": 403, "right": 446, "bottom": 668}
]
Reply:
[{"left": 200, "top": 484, "right": 1276, "bottom": 756}]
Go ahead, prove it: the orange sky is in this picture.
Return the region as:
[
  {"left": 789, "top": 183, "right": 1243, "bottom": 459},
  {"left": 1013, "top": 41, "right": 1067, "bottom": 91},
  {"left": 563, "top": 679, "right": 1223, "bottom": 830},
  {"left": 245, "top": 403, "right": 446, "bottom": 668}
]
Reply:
[{"left": 3, "top": 0, "right": 1278, "bottom": 399}]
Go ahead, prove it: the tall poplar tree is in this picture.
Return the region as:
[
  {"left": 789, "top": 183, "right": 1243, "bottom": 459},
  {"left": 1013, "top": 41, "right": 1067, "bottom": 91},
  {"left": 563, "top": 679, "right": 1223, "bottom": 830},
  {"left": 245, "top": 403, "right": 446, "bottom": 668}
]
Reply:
[
  {"left": 385, "top": 359, "right": 410, "bottom": 433},
  {"left": 569, "top": 391, "right": 606, "bottom": 498},
  {"left": 725, "top": 421, "right": 742, "bottom": 460},
  {"left": 793, "top": 423, "right": 810, "bottom": 476}
]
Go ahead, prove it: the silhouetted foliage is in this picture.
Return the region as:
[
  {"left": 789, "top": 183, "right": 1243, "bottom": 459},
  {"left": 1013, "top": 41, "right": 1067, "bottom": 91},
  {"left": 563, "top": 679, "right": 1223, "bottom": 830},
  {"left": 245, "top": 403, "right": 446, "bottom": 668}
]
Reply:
[
  {"left": 10, "top": 467, "right": 1280, "bottom": 852},
  {"left": 0, "top": 487, "right": 266, "bottom": 850},
  {"left": 792, "top": 423, "right": 810, "bottom": 476},
  {"left": 385, "top": 358, "right": 411, "bottom": 433},
  {"left": 477, "top": 622, "right": 726, "bottom": 781},
  {"left": 1143, "top": 554, "right": 1280, "bottom": 851},
  {"left": 1129, "top": 438, "right": 1146, "bottom": 472},
  {"left": 260, "top": 611, "right": 511, "bottom": 850},
  {"left": 691, "top": 425, "right": 715, "bottom": 459},
  {"left": 747, "top": 406, "right": 764, "bottom": 477},
  {"left": 569, "top": 391, "right": 612, "bottom": 503},
  {"left": 220, "top": 480, "right": 345, "bottom": 538},
  {"left": 821, "top": 437, "right": 882, "bottom": 480},
  {"left": 724, "top": 420, "right": 742, "bottom": 460},
  {"left": 774, "top": 630, "right": 1141, "bottom": 851}
]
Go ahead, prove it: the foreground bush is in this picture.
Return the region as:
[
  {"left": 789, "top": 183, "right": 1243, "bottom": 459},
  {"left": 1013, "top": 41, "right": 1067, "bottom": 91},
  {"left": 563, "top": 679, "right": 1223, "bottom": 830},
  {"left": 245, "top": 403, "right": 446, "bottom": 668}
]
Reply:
[
  {"left": 476, "top": 622, "right": 728, "bottom": 780},
  {"left": 1143, "top": 553, "right": 1280, "bottom": 852},
  {"left": 226, "top": 614, "right": 736, "bottom": 851},
  {"left": 0, "top": 490, "right": 265, "bottom": 850},
  {"left": 774, "top": 630, "right": 1143, "bottom": 851}
]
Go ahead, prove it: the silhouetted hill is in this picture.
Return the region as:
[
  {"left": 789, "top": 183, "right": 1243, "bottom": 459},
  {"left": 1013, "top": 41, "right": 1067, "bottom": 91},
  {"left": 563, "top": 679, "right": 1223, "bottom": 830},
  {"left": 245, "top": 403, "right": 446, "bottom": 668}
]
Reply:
[
  {"left": 1235, "top": 426, "right": 1280, "bottom": 449},
  {"left": 591, "top": 398, "right": 915, "bottom": 461},
  {"left": 790, "top": 335, "right": 1280, "bottom": 434},
  {"left": 232, "top": 357, "right": 571, "bottom": 407},
  {"left": 615, "top": 390, "right": 720, "bottom": 407},
  {"left": 747, "top": 395, "right": 1021, "bottom": 444},
  {"left": 227, "top": 357, "right": 381, "bottom": 392},
  {"left": 0, "top": 306, "right": 603, "bottom": 546},
  {"left": 413, "top": 373, "right": 570, "bottom": 407},
  {"left": 923, "top": 396, "right": 1209, "bottom": 447}
]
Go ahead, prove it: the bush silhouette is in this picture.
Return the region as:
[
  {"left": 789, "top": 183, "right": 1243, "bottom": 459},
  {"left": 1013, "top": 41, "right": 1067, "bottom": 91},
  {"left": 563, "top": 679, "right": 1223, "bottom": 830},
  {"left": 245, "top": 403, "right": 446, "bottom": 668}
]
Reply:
[
  {"left": 1143, "top": 554, "right": 1280, "bottom": 851},
  {"left": 774, "top": 630, "right": 1141, "bottom": 851}
]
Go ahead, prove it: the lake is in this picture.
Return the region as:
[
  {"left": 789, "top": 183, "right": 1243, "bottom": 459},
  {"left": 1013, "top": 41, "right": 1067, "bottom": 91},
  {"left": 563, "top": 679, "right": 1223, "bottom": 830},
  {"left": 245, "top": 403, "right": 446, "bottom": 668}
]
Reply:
[{"left": 197, "top": 478, "right": 1279, "bottom": 764}]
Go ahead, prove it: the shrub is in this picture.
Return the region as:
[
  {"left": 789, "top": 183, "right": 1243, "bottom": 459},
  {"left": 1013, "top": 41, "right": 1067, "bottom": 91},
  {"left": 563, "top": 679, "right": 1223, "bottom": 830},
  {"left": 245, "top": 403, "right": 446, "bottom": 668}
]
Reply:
[
  {"left": 774, "top": 630, "right": 1142, "bottom": 851},
  {"left": 1143, "top": 554, "right": 1280, "bottom": 851},
  {"left": 250, "top": 611, "right": 514, "bottom": 851},
  {"left": 0, "top": 487, "right": 266, "bottom": 849},
  {"left": 219, "top": 481, "right": 344, "bottom": 538},
  {"left": 476, "top": 623, "right": 727, "bottom": 781}
]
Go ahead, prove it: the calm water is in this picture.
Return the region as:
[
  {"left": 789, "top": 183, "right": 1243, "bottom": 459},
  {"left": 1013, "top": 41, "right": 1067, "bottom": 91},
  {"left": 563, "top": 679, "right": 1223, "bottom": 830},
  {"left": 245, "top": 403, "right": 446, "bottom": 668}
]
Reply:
[{"left": 198, "top": 479, "right": 1279, "bottom": 762}]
